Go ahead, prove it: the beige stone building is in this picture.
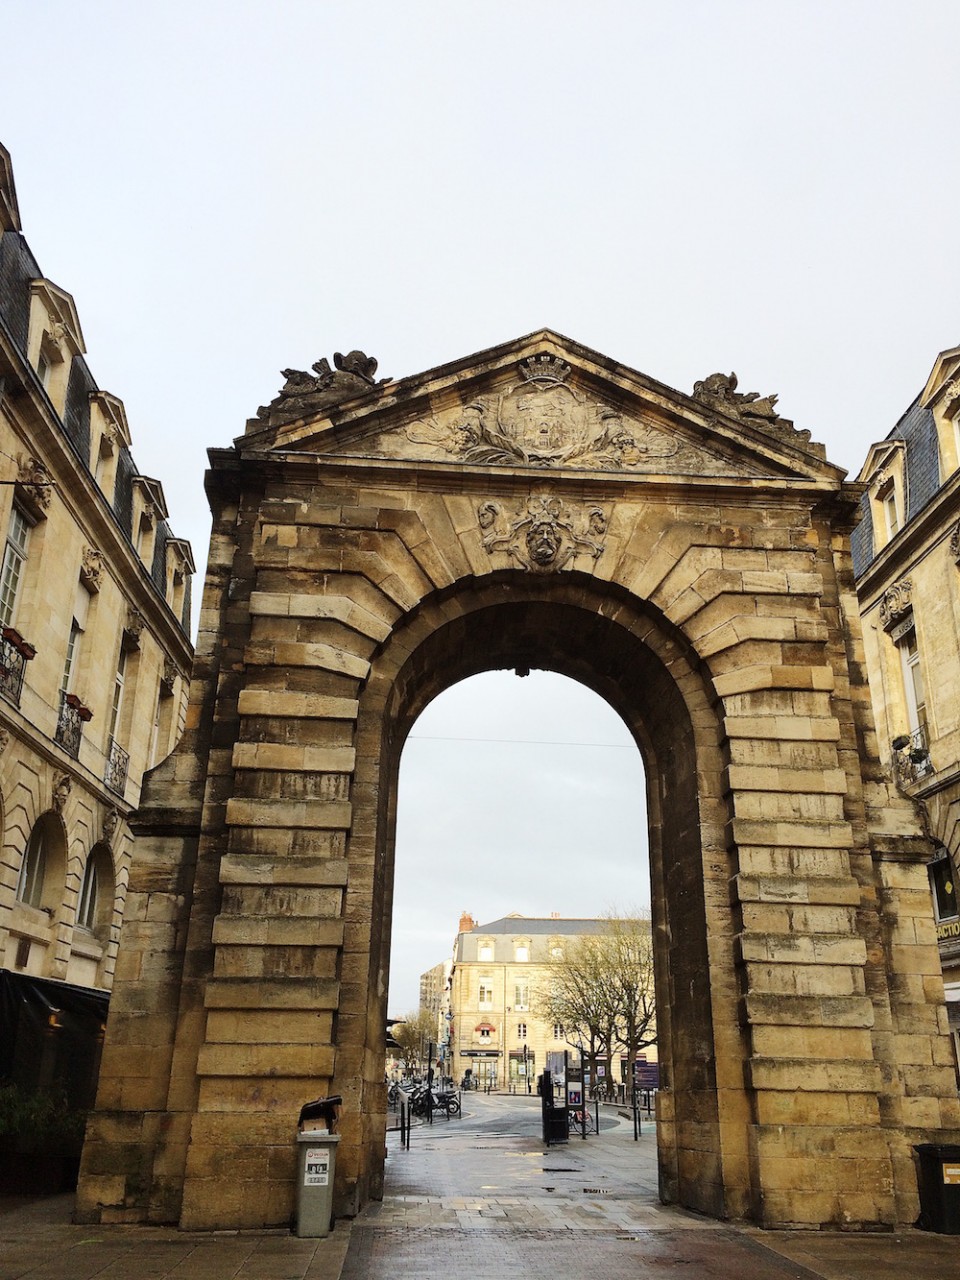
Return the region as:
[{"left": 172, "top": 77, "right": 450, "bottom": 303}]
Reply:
[
  {"left": 853, "top": 344, "right": 960, "bottom": 1062},
  {"left": 0, "top": 142, "right": 194, "bottom": 996},
  {"left": 446, "top": 911, "right": 650, "bottom": 1090}
]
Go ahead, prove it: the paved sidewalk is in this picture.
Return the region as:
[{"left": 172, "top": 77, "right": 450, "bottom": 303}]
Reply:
[
  {"left": 0, "top": 1192, "right": 351, "bottom": 1280},
  {"left": 2, "top": 1092, "right": 959, "bottom": 1278}
]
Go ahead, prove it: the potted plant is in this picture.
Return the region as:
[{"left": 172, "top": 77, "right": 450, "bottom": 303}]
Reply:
[{"left": 0, "top": 1082, "right": 87, "bottom": 1194}]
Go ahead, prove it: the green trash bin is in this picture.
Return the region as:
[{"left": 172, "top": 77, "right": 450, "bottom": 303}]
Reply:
[{"left": 914, "top": 1143, "right": 960, "bottom": 1234}]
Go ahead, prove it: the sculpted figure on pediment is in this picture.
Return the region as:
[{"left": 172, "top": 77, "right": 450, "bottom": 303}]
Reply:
[
  {"left": 692, "top": 371, "right": 819, "bottom": 453},
  {"left": 257, "top": 350, "right": 387, "bottom": 428}
]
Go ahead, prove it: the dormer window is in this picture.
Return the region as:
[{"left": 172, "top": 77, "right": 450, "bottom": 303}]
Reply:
[
  {"left": 131, "top": 476, "right": 167, "bottom": 569},
  {"left": 919, "top": 347, "right": 960, "bottom": 480},
  {"left": 858, "top": 440, "right": 907, "bottom": 555},
  {"left": 88, "top": 392, "right": 130, "bottom": 503},
  {"left": 27, "top": 279, "right": 85, "bottom": 415},
  {"left": 164, "top": 538, "right": 195, "bottom": 620}
]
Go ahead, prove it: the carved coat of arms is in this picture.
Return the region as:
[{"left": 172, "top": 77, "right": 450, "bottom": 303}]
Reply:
[{"left": 408, "top": 356, "right": 710, "bottom": 472}]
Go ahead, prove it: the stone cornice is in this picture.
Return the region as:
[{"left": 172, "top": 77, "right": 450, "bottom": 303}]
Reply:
[{"left": 220, "top": 443, "right": 852, "bottom": 514}]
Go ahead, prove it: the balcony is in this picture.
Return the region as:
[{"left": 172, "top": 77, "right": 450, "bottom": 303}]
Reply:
[
  {"left": 892, "top": 727, "right": 934, "bottom": 787},
  {"left": 55, "top": 690, "right": 92, "bottom": 759},
  {"left": 105, "top": 736, "right": 129, "bottom": 796},
  {"left": 0, "top": 628, "right": 36, "bottom": 708}
]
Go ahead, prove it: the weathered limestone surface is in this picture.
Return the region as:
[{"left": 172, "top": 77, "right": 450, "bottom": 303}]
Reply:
[{"left": 76, "top": 332, "right": 960, "bottom": 1231}]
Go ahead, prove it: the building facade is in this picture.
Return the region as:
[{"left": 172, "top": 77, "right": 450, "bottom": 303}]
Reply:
[
  {"left": 0, "top": 142, "right": 194, "bottom": 996},
  {"left": 853, "top": 344, "right": 960, "bottom": 1062},
  {"left": 446, "top": 911, "right": 647, "bottom": 1090}
]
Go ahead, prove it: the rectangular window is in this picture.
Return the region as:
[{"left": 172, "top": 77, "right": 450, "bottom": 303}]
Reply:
[
  {"left": 77, "top": 858, "right": 99, "bottom": 931},
  {"left": 515, "top": 943, "right": 529, "bottom": 962},
  {"left": 0, "top": 507, "right": 30, "bottom": 628},
  {"left": 553, "top": 1023, "right": 565, "bottom": 1040},
  {"left": 900, "top": 631, "right": 928, "bottom": 738},
  {"left": 883, "top": 488, "right": 900, "bottom": 539},
  {"left": 478, "top": 941, "right": 493, "bottom": 962},
  {"left": 108, "top": 649, "right": 127, "bottom": 743},
  {"left": 61, "top": 620, "right": 82, "bottom": 692},
  {"left": 517, "top": 1022, "right": 527, "bottom": 1040},
  {"left": 478, "top": 981, "right": 493, "bottom": 1009},
  {"left": 514, "top": 982, "right": 529, "bottom": 1010}
]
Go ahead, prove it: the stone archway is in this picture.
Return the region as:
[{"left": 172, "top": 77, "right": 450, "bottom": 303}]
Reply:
[
  {"left": 77, "top": 330, "right": 960, "bottom": 1232},
  {"left": 360, "top": 582, "right": 733, "bottom": 1218}
]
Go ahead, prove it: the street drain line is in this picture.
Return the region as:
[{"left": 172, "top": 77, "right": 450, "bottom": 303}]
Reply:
[{"left": 583, "top": 1188, "right": 612, "bottom": 1194}]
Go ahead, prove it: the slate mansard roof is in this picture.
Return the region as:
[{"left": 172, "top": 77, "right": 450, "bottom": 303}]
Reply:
[
  {"left": 0, "top": 207, "right": 192, "bottom": 635},
  {"left": 850, "top": 373, "right": 953, "bottom": 581}
]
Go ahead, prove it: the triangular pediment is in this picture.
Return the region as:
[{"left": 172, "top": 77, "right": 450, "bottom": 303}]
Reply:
[
  {"left": 240, "top": 330, "right": 843, "bottom": 487},
  {"left": 920, "top": 344, "right": 960, "bottom": 410}
]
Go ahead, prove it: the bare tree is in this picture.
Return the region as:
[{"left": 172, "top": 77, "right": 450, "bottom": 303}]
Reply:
[
  {"left": 540, "top": 914, "right": 656, "bottom": 1098},
  {"left": 607, "top": 913, "right": 657, "bottom": 1083},
  {"left": 389, "top": 1009, "right": 437, "bottom": 1077},
  {"left": 539, "top": 932, "right": 620, "bottom": 1092}
]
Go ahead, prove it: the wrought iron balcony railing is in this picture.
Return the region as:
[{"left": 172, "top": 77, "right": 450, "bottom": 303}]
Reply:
[
  {"left": 892, "top": 726, "right": 934, "bottom": 787},
  {"left": 105, "top": 736, "right": 129, "bottom": 795},
  {"left": 0, "top": 633, "right": 28, "bottom": 707},
  {"left": 55, "top": 690, "right": 91, "bottom": 758}
]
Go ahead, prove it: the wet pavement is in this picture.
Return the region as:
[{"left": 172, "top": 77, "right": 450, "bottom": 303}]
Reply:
[{"left": 2, "top": 1091, "right": 959, "bottom": 1278}]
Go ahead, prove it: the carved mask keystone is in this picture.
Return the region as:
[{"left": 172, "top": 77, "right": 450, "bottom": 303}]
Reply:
[{"left": 478, "top": 496, "right": 607, "bottom": 572}]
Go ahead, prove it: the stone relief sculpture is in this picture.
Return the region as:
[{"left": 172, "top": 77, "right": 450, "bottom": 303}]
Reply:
[
  {"left": 478, "top": 495, "right": 607, "bottom": 572},
  {"left": 879, "top": 578, "right": 913, "bottom": 631},
  {"left": 256, "top": 350, "right": 386, "bottom": 428},
  {"left": 406, "top": 356, "right": 749, "bottom": 475},
  {"left": 52, "top": 774, "right": 72, "bottom": 813},
  {"left": 80, "top": 546, "right": 104, "bottom": 593},
  {"left": 16, "top": 455, "right": 53, "bottom": 515}
]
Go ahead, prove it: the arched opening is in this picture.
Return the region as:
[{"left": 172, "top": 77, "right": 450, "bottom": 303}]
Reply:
[
  {"left": 351, "top": 575, "right": 745, "bottom": 1220},
  {"left": 388, "top": 669, "right": 648, "bottom": 1021}
]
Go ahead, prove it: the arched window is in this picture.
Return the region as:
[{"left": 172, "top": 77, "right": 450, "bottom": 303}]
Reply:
[
  {"left": 15, "top": 813, "right": 66, "bottom": 917},
  {"left": 16, "top": 822, "right": 46, "bottom": 908},
  {"left": 77, "top": 857, "right": 99, "bottom": 930},
  {"left": 75, "top": 843, "right": 113, "bottom": 939}
]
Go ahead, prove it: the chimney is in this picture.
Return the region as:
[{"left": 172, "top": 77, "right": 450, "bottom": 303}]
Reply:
[
  {"left": 550, "top": 911, "right": 560, "bottom": 919},
  {"left": 459, "top": 911, "right": 476, "bottom": 934}
]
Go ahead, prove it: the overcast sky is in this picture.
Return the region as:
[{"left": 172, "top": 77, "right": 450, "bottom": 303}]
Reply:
[{"left": 3, "top": 3, "right": 958, "bottom": 1010}]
